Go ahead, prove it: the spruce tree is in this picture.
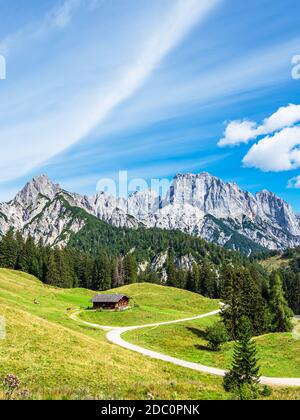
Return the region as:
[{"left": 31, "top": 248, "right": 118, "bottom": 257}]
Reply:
[
  {"left": 200, "top": 259, "right": 216, "bottom": 298},
  {"left": 221, "top": 264, "right": 243, "bottom": 339},
  {"left": 186, "top": 262, "right": 200, "bottom": 292},
  {"left": 166, "top": 258, "right": 177, "bottom": 287},
  {"left": 0, "top": 228, "right": 17, "bottom": 269},
  {"left": 123, "top": 254, "right": 137, "bottom": 285},
  {"left": 112, "top": 258, "right": 124, "bottom": 288},
  {"left": 14, "top": 231, "right": 25, "bottom": 271},
  {"left": 45, "top": 252, "right": 60, "bottom": 286},
  {"left": 23, "top": 236, "right": 40, "bottom": 277},
  {"left": 269, "top": 272, "right": 293, "bottom": 332},
  {"left": 83, "top": 256, "right": 94, "bottom": 289},
  {"left": 223, "top": 317, "right": 260, "bottom": 400},
  {"left": 94, "top": 252, "right": 112, "bottom": 290},
  {"left": 241, "top": 268, "right": 268, "bottom": 335},
  {"left": 221, "top": 265, "right": 268, "bottom": 338}
]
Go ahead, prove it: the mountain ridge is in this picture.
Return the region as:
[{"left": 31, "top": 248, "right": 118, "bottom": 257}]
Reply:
[{"left": 0, "top": 172, "right": 299, "bottom": 253}]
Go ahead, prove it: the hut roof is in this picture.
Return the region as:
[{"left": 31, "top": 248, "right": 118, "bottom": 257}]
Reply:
[{"left": 91, "top": 294, "right": 128, "bottom": 303}]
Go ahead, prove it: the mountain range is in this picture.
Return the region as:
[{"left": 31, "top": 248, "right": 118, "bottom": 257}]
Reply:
[{"left": 0, "top": 172, "right": 299, "bottom": 254}]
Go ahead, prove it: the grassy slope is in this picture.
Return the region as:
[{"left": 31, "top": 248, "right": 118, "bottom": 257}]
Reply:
[
  {"left": 1, "top": 270, "right": 299, "bottom": 400},
  {"left": 260, "top": 255, "right": 290, "bottom": 272},
  {"left": 124, "top": 316, "right": 300, "bottom": 379},
  {"left": 0, "top": 269, "right": 226, "bottom": 400},
  {"left": 79, "top": 283, "right": 219, "bottom": 326}
]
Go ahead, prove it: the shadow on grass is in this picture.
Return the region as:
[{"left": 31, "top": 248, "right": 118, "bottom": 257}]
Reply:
[
  {"left": 186, "top": 327, "right": 217, "bottom": 352},
  {"left": 186, "top": 326, "right": 207, "bottom": 339}
]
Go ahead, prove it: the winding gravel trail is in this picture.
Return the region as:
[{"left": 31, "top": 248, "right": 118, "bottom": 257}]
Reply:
[{"left": 71, "top": 309, "right": 300, "bottom": 387}]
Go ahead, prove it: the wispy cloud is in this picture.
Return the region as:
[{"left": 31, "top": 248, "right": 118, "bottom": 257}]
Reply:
[
  {"left": 91, "top": 35, "right": 300, "bottom": 145},
  {"left": 288, "top": 175, "right": 300, "bottom": 189},
  {"left": 49, "top": 0, "right": 81, "bottom": 28},
  {"left": 0, "top": 0, "right": 220, "bottom": 183},
  {"left": 0, "top": 0, "right": 82, "bottom": 55}
]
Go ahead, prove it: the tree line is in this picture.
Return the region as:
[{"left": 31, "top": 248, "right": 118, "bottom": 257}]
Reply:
[
  {"left": 0, "top": 229, "right": 138, "bottom": 289},
  {"left": 276, "top": 251, "right": 300, "bottom": 315},
  {"left": 0, "top": 228, "right": 294, "bottom": 337}
]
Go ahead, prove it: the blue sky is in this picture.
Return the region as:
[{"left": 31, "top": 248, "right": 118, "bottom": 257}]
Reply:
[{"left": 0, "top": 0, "right": 300, "bottom": 210}]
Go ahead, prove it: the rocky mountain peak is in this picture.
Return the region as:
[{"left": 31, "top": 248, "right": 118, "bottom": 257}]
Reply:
[
  {"left": 256, "top": 189, "right": 300, "bottom": 236},
  {"left": 0, "top": 172, "right": 300, "bottom": 252},
  {"left": 14, "top": 175, "right": 61, "bottom": 207}
]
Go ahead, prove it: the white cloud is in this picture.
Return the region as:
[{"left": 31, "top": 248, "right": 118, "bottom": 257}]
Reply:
[
  {"left": 261, "top": 104, "right": 300, "bottom": 133},
  {"left": 287, "top": 175, "right": 300, "bottom": 189},
  {"left": 218, "top": 120, "right": 258, "bottom": 147},
  {"left": 243, "top": 126, "right": 300, "bottom": 172},
  {"left": 218, "top": 104, "right": 300, "bottom": 147}
]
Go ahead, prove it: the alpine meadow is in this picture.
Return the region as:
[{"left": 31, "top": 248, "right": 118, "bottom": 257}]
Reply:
[{"left": 1, "top": 0, "right": 300, "bottom": 405}]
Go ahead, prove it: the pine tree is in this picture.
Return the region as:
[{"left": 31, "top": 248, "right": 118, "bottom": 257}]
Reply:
[
  {"left": 83, "top": 256, "right": 94, "bottom": 289},
  {"left": 112, "top": 258, "right": 124, "bottom": 288},
  {"left": 14, "top": 231, "right": 25, "bottom": 271},
  {"left": 94, "top": 252, "right": 112, "bottom": 290},
  {"left": 166, "top": 257, "right": 177, "bottom": 287},
  {"left": 221, "top": 264, "right": 243, "bottom": 339},
  {"left": 0, "top": 228, "right": 17, "bottom": 269},
  {"left": 221, "top": 264, "right": 268, "bottom": 339},
  {"left": 200, "top": 259, "right": 216, "bottom": 298},
  {"left": 223, "top": 317, "right": 260, "bottom": 400},
  {"left": 45, "top": 252, "right": 60, "bottom": 286},
  {"left": 269, "top": 272, "right": 293, "bottom": 332},
  {"left": 241, "top": 268, "right": 268, "bottom": 335},
  {"left": 186, "top": 262, "right": 200, "bottom": 292},
  {"left": 23, "top": 236, "right": 40, "bottom": 277},
  {"left": 123, "top": 254, "right": 137, "bottom": 285}
]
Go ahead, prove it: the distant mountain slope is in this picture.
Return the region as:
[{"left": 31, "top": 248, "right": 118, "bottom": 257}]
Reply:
[{"left": 0, "top": 173, "right": 299, "bottom": 253}]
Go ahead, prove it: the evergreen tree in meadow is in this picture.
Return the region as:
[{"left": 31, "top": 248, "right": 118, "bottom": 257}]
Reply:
[
  {"left": 223, "top": 317, "right": 260, "bottom": 400},
  {"left": 0, "top": 228, "right": 17, "bottom": 269},
  {"left": 240, "top": 268, "right": 268, "bottom": 335},
  {"left": 221, "top": 264, "right": 243, "bottom": 339},
  {"left": 269, "top": 272, "right": 293, "bottom": 332},
  {"left": 221, "top": 264, "right": 267, "bottom": 339}
]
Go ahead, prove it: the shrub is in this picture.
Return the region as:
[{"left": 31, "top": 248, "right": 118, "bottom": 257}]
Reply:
[{"left": 205, "top": 322, "right": 229, "bottom": 351}]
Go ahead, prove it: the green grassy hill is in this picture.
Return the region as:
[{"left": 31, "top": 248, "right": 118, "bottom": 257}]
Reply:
[
  {"left": 124, "top": 315, "right": 300, "bottom": 378},
  {"left": 0, "top": 269, "right": 299, "bottom": 400},
  {"left": 260, "top": 255, "right": 290, "bottom": 272},
  {"left": 0, "top": 269, "right": 225, "bottom": 400},
  {"left": 79, "top": 283, "right": 219, "bottom": 326}
]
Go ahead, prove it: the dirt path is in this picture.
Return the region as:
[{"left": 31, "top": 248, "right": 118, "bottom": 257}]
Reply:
[{"left": 71, "top": 309, "right": 300, "bottom": 387}]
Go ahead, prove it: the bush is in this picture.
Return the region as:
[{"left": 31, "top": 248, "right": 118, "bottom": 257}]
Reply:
[
  {"left": 205, "top": 322, "right": 229, "bottom": 351},
  {"left": 260, "top": 385, "right": 272, "bottom": 397}
]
